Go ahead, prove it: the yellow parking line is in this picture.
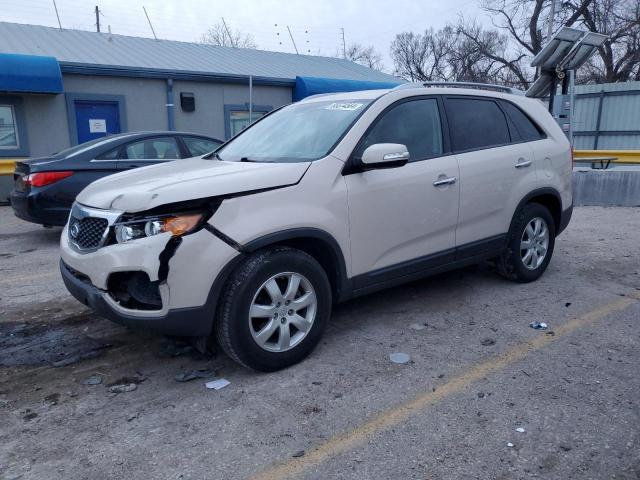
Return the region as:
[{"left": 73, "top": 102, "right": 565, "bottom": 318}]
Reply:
[{"left": 249, "top": 294, "right": 639, "bottom": 480}]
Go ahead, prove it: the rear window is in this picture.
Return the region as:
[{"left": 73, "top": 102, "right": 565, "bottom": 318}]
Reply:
[
  {"left": 445, "top": 98, "right": 510, "bottom": 152},
  {"left": 500, "top": 101, "right": 545, "bottom": 142}
]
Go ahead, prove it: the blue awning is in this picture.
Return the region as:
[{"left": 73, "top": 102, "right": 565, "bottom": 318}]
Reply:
[
  {"left": 0, "top": 53, "right": 63, "bottom": 94},
  {"left": 293, "top": 76, "right": 402, "bottom": 101}
]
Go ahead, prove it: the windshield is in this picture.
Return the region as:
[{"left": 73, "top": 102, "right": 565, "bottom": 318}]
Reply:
[{"left": 217, "top": 99, "right": 372, "bottom": 162}]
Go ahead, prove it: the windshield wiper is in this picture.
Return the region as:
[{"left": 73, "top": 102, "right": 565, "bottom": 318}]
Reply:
[{"left": 239, "top": 157, "right": 260, "bottom": 162}]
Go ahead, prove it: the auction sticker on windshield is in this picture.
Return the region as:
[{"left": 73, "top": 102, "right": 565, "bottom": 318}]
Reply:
[{"left": 323, "top": 102, "right": 364, "bottom": 111}]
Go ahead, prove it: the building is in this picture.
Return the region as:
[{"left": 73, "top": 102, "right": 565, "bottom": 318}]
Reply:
[{"left": 0, "top": 21, "right": 399, "bottom": 160}]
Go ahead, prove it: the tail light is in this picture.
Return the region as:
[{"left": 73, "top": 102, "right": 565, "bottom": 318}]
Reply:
[{"left": 24, "top": 171, "right": 73, "bottom": 187}]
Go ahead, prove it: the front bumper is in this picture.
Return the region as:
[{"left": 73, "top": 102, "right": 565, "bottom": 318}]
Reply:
[
  {"left": 59, "top": 219, "right": 240, "bottom": 336},
  {"left": 60, "top": 259, "right": 215, "bottom": 336}
]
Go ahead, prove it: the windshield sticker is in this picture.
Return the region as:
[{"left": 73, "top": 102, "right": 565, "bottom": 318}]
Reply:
[{"left": 324, "top": 102, "right": 364, "bottom": 111}]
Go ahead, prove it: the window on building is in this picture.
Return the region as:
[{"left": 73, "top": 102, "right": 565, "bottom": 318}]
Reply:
[
  {"left": 229, "top": 111, "right": 266, "bottom": 137},
  {"left": 445, "top": 98, "right": 510, "bottom": 152},
  {"left": 0, "top": 105, "right": 19, "bottom": 148},
  {"left": 182, "top": 136, "right": 222, "bottom": 157},
  {"left": 125, "top": 137, "right": 181, "bottom": 160},
  {"left": 354, "top": 99, "right": 443, "bottom": 162}
]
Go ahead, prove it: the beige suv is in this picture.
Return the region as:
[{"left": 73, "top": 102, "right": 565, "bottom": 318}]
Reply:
[{"left": 60, "top": 83, "right": 573, "bottom": 371}]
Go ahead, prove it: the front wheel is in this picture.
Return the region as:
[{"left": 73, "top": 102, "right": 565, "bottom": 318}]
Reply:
[
  {"left": 498, "top": 203, "right": 556, "bottom": 283},
  {"left": 215, "top": 246, "right": 332, "bottom": 371}
]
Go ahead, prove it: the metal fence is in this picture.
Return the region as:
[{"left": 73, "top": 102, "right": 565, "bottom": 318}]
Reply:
[{"left": 572, "top": 81, "right": 640, "bottom": 150}]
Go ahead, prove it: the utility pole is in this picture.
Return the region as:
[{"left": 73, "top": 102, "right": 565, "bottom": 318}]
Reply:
[
  {"left": 286, "top": 26, "right": 299, "bottom": 54},
  {"left": 52, "top": 0, "right": 62, "bottom": 30},
  {"left": 143, "top": 6, "right": 158, "bottom": 40},
  {"left": 340, "top": 27, "right": 346, "bottom": 59},
  {"left": 95, "top": 5, "right": 100, "bottom": 33},
  {"left": 221, "top": 17, "right": 234, "bottom": 47}
]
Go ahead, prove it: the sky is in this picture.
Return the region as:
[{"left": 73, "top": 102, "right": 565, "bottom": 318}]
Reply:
[{"left": 0, "top": 0, "right": 488, "bottom": 73}]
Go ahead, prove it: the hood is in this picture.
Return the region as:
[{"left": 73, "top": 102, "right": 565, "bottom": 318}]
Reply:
[{"left": 76, "top": 156, "right": 311, "bottom": 212}]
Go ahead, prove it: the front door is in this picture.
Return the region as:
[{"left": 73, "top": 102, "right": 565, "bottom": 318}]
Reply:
[
  {"left": 74, "top": 100, "right": 120, "bottom": 144},
  {"left": 344, "top": 97, "right": 460, "bottom": 288}
]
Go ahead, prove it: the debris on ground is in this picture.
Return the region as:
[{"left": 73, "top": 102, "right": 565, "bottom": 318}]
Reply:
[
  {"left": 477, "top": 392, "right": 486, "bottom": 398},
  {"left": 108, "top": 375, "right": 145, "bottom": 394},
  {"left": 546, "top": 330, "right": 555, "bottom": 336},
  {"left": 43, "top": 393, "right": 60, "bottom": 407},
  {"left": 158, "top": 337, "right": 215, "bottom": 360},
  {"left": 292, "top": 450, "right": 305, "bottom": 458},
  {"left": 481, "top": 338, "right": 496, "bottom": 346},
  {"left": 516, "top": 427, "right": 525, "bottom": 433},
  {"left": 507, "top": 442, "right": 514, "bottom": 448},
  {"left": 529, "top": 321, "right": 548, "bottom": 330},
  {"left": 174, "top": 368, "right": 214, "bottom": 383},
  {"left": 22, "top": 409, "right": 38, "bottom": 421},
  {"left": 409, "top": 323, "right": 426, "bottom": 331},
  {"left": 565, "top": 302, "right": 572, "bottom": 307},
  {"left": 127, "top": 413, "right": 139, "bottom": 422},
  {"left": 109, "top": 383, "right": 137, "bottom": 394},
  {"left": 389, "top": 352, "right": 411, "bottom": 364},
  {"left": 205, "top": 378, "right": 230, "bottom": 390},
  {"left": 157, "top": 338, "right": 194, "bottom": 358},
  {"left": 84, "top": 374, "right": 103, "bottom": 385}
]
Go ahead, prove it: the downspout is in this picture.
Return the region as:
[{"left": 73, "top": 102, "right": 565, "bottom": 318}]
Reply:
[{"left": 166, "top": 78, "right": 175, "bottom": 131}]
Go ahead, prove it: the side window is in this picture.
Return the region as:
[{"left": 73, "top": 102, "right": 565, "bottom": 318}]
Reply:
[
  {"left": 0, "top": 105, "right": 19, "bottom": 149},
  {"left": 125, "top": 137, "right": 180, "bottom": 160},
  {"left": 446, "top": 98, "right": 510, "bottom": 151},
  {"left": 500, "top": 101, "right": 544, "bottom": 142},
  {"left": 183, "top": 136, "right": 222, "bottom": 157},
  {"left": 95, "top": 147, "right": 120, "bottom": 160},
  {"left": 354, "top": 99, "right": 443, "bottom": 161}
]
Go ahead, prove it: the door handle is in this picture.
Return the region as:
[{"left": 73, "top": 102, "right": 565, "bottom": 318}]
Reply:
[
  {"left": 433, "top": 176, "right": 457, "bottom": 187},
  {"left": 515, "top": 158, "right": 532, "bottom": 168}
]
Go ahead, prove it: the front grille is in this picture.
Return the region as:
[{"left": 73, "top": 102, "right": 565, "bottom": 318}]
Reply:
[{"left": 69, "top": 216, "right": 108, "bottom": 250}]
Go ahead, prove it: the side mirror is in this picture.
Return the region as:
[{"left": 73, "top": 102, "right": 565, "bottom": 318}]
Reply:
[{"left": 361, "top": 143, "right": 410, "bottom": 169}]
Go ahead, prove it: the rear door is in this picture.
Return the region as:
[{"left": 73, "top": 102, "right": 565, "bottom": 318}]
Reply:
[
  {"left": 117, "top": 136, "right": 182, "bottom": 170},
  {"left": 345, "top": 97, "right": 460, "bottom": 285},
  {"left": 444, "top": 96, "right": 538, "bottom": 251}
]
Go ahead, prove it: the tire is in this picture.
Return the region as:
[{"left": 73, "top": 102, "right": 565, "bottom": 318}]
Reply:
[
  {"left": 215, "top": 246, "right": 332, "bottom": 371},
  {"left": 498, "top": 203, "right": 556, "bottom": 283}
]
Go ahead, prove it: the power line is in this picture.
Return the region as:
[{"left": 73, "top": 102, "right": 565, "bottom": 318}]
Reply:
[
  {"left": 51, "top": 0, "right": 62, "bottom": 30},
  {"left": 142, "top": 5, "right": 157, "bottom": 40}
]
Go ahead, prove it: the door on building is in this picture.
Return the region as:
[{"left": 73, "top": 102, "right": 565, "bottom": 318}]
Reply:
[{"left": 74, "top": 100, "right": 121, "bottom": 144}]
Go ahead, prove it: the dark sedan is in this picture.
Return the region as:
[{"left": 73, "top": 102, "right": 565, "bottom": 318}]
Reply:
[{"left": 10, "top": 131, "right": 222, "bottom": 226}]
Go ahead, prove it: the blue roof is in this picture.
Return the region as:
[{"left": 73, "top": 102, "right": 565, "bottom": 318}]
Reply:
[
  {"left": 0, "top": 22, "right": 399, "bottom": 86},
  {"left": 0, "top": 53, "right": 63, "bottom": 94},
  {"left": 293, "top": 76, "right": 402, "bottom": 101}
]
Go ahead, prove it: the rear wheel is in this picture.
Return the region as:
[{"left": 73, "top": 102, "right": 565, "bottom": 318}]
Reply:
[
  {"left": 215, "top": 246, "right": 331, "bottom": 371},
  {"left": 498, "top": 203, "right": 556, "bottom": 283}
]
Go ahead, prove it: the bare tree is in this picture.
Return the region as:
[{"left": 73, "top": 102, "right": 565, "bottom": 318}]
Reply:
[
  {"left": 340, "top": 43, "right": 384, "bottom": 71},
  {"left": 200, "top": 22, "right": 257, "bottom": 49},
  {"left": 392, "top": 0, "right": 639, "bottom": 87},
  {"left": 478, "top": 0, "right": 639, "bottom": 84}
]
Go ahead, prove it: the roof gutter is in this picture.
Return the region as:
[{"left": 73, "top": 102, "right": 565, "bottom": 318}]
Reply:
[{"left": 59, "top": 62, "right": 296, "bottom": 87}]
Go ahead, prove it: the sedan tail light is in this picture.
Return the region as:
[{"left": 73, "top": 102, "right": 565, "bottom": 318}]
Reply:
[{"left": 24, "top": 171, "right": 73, "bottom": 187}]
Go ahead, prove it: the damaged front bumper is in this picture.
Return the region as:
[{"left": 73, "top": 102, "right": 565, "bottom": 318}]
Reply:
[{"left": 59, "top": 219, "right": 240, "bottom": 336}]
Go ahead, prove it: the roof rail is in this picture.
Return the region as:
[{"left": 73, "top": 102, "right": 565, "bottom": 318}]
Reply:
[{"left": 393, "top": 81, "right": 522, "bottom": 95}]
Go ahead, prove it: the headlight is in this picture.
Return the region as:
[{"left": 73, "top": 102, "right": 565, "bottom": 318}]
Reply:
[{"left": 114, "top": 213, "right": 205, "bottom": 243}]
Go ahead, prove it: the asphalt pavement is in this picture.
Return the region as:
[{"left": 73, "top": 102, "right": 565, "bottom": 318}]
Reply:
[{"left": 1, "top": 205, "right": 639, "bottom": 480}]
